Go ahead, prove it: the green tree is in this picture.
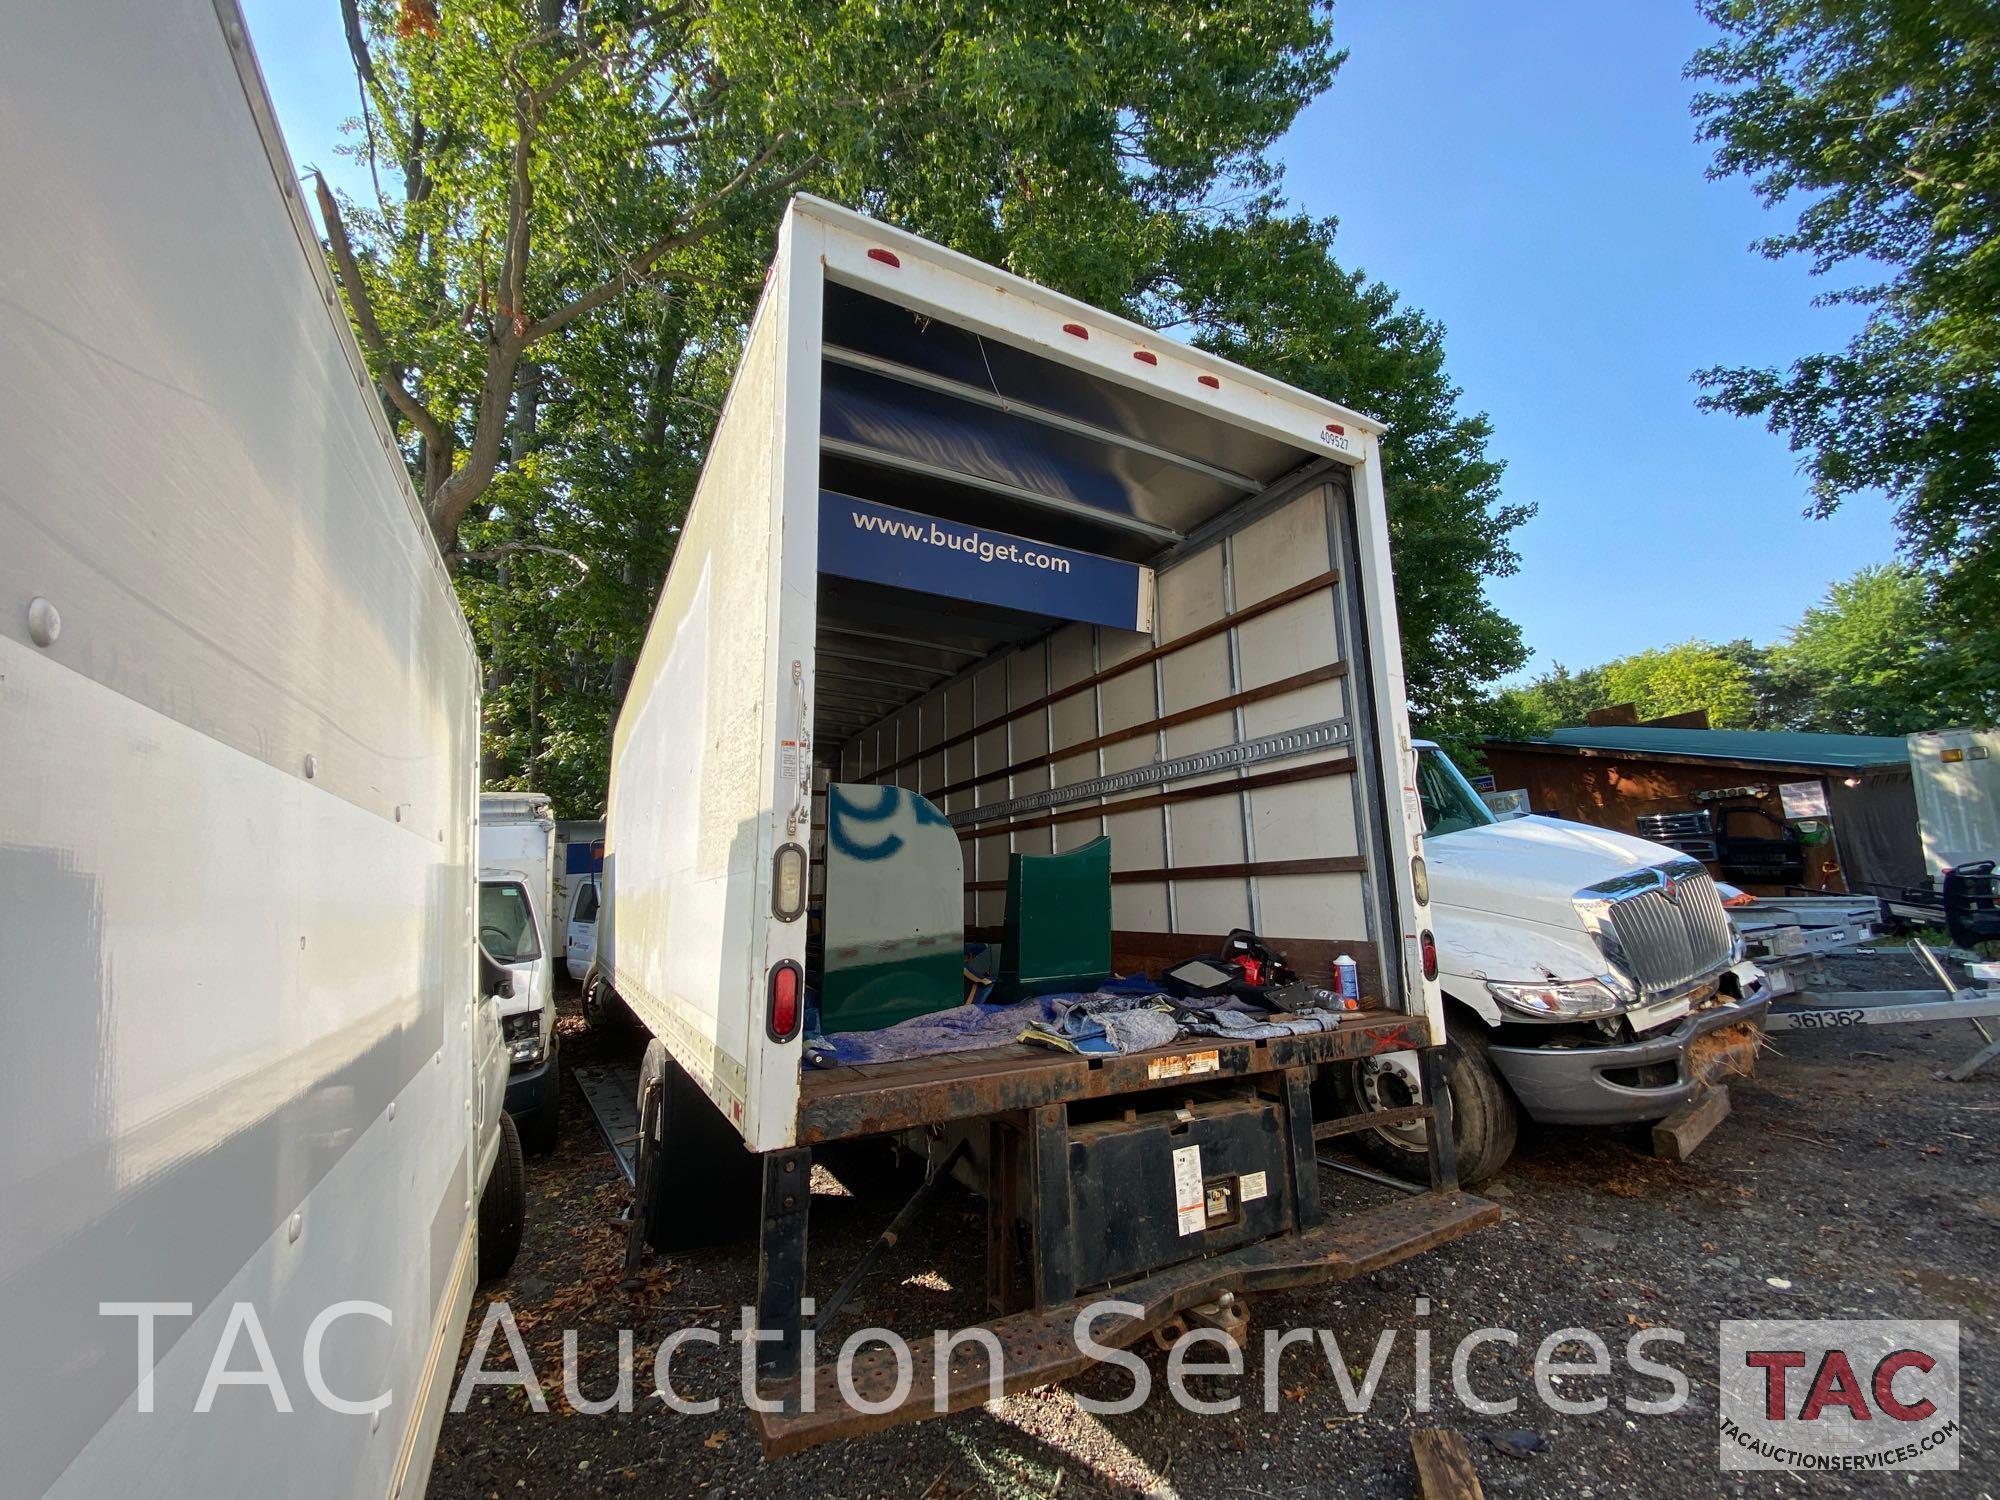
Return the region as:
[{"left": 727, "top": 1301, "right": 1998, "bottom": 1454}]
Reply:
[
  {"left": 1771, "top": 562, "right": 1999, "bottom": 731},
  {"left": 323, "top": 0, "right": 1342, "bottom": 557},
  {"left": 324, "top": 0, "right": 1347, "bottom": 809},
  {"left": 1497, "top": 662, "right": 1610, "bottom": 732},
  {"left": 1598, "top": 641, "right": 1758, "bottom": 728},
  {"left": 1688, "top": 0, "right": 2000, "bottom": 626},
  {"left": 1153, "top": 211, "right": 1532, "bottom": 756}
]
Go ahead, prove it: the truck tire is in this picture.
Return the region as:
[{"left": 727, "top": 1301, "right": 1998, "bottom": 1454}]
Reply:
[
  {"left": 1327, "top": 1031, "right": 1518, "bottom": 1187},
  {"left": 637, "top": 1038, "right": 762, "bottom": 1252},
  {"left": 478, "top": 1112, "right": 527, "bottom": 1282}
]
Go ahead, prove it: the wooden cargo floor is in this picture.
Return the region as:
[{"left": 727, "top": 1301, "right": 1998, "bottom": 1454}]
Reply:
[{"left": 794, "top": 1006, "right": 1421, "bottom": 1144}]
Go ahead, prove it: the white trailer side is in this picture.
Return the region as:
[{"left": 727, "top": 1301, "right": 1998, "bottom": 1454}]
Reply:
[
  {"left": 1910, "top": 727, "right": 2000, "bottom": 877},
  {"left": 606, "top": 197, "right": 1441, "bottom": 1149},
  {"left": 604, "top": 197, "right": 1488, "bottom": 1450},
  {"left": 0, "top": 4, "right": 492, "bottom": 1494}
]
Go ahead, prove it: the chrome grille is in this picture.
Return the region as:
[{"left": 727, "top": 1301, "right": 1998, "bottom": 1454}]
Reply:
[{"left": 1590, "top": 865, "right": 1733, "bottom": 996}]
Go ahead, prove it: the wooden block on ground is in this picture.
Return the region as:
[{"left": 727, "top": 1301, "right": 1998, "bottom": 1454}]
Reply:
[
  {"left": 1411, "top": 1427, "right": 1483, "bottom": 1500},
  {"left": 1650, "top": 1085, "right": 1731, "bottom": 1162}
]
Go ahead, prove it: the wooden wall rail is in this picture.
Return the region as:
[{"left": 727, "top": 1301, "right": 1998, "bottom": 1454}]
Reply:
[
  {"left": 953, "top": 756, "right": 1356, "bottom": 843},
  {"left": 864, "top": 567, "right": 1341, "bottom": 780},
  {"left": 932, "top": 661, "right": 1346, "bottom": 800}
]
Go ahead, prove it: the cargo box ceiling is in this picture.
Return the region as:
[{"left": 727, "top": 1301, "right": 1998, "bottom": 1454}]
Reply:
[{"left": 813, "top": 281, "right": 1336, "bottom": 755}]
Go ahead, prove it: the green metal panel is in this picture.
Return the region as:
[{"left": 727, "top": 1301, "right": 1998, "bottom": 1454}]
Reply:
[
  {"left": 995, "top": 836, "right": 1113, "bottom": 1000},
  {"left": 819, "top": 784, "right": 964, "bottom": 1032}
]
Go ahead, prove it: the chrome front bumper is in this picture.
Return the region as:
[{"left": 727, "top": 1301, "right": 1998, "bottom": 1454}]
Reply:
[{"left": 1487, "top": 986, "right": 1770, "bottom": 1126}]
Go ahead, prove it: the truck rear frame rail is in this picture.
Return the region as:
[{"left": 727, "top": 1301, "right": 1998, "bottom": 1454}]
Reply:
[{"left": 739, "top": 1030, "right": 1488, "bottom": 1454}]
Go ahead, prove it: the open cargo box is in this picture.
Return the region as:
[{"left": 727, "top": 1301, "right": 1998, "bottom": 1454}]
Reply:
[{"left": 601, "top": 197, "right": 1495, "bottom": 1449}]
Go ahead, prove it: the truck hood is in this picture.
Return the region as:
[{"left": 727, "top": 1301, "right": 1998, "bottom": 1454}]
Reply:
[{"left": 1426, "top": 815, "right": 1687, "bottom": 933}]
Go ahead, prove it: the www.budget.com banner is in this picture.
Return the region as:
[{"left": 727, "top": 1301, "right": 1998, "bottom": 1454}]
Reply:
[{"left": 817, "top": 492, "right": 1154, "bottom": 633}]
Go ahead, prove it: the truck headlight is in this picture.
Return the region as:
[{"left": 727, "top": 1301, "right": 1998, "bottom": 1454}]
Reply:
[
  {"left": 502, "top": 1012, "right": 545, "bottom": 1066},
  {"left": 1487, "top": 974, "right": 1633, "bottom": 1019}
]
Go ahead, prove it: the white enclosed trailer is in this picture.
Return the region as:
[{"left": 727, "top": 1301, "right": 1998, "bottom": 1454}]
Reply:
[
  {"left": 0, "top": 3, "right": 514, "bottom": 1495},
  {"left": 601, "top": 196, "right": 1494, "bottom": 1450},
  {"left": 1910, "top": 728, "right": 2000, "bottom": 879},
  {"left": 1909, "top": 727, "right": 2000, "bottom": 948}
]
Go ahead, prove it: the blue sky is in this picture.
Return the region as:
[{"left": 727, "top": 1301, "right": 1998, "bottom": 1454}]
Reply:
[
  {"left": 1272, "top": 2, "right": 1898, "bottom": 675},
  {"left": 241, "top": 0, "right": 1899, "bottom": 679}
]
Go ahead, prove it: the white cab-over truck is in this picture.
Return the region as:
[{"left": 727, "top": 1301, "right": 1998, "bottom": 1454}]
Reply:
[
  {"left": 598, "top": 195, "right": 1497, "bottom": 1452},
  {"left": 479, "top": 791, "right": 562, "bottom": 1151},
  {"left": 0, "top": 4, "right": 521, "bottom": 1494},
  {"left": 1333, "top": 745, "right": 1769, "bottom": 1183}
]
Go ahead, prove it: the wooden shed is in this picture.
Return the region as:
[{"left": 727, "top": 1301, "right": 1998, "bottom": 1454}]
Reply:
[{"left": 1480, "top": 727, "right": 1922, "bottom": 898}]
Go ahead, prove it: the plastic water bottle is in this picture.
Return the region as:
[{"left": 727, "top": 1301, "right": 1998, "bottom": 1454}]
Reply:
[{"left": 1334, "top": 953, "right": 1360, "bottom": 1009}]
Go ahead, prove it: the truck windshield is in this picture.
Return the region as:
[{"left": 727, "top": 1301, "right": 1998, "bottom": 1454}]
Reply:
[
  {"left": 1416, "top": 748, "right": 1496, "bottom": 840},
  {"left": 479, "top": 880, "right": 541, "bottom": 963}
]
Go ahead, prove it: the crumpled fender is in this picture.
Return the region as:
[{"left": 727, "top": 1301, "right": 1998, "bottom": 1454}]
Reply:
[{"left": 1432, "top": 905, "right": 1612, "bottom": 1028}]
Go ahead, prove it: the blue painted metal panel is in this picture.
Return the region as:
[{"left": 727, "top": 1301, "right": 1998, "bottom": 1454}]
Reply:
[{"left": 818, "top": 492, "right": 1148, "bottom": 632}]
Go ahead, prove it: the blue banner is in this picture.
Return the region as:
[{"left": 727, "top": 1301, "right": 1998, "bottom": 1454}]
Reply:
[{"left": 817, "top": 492, "right": 1152, "bottom": 633}]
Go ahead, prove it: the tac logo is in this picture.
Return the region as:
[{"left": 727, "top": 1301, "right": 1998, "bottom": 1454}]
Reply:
[{"left": 1719, "top": 1320, "right": 1959, "bottom": 1472}]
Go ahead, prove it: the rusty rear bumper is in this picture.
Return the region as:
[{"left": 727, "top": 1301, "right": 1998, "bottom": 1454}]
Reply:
[{"left": 752, "top": 1188, "right": 1498, "bottom": 1454}]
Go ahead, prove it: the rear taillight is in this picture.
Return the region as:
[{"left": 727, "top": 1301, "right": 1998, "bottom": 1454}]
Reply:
[
  {"left": 1420, "top": 929, "right": 1438, "bottom": 981},
  {"left": 773, "top": 843, "right": 806, "bottom": 920},
  {"left": 767, "top": 960, "right": 803, "bottom": 1042}
]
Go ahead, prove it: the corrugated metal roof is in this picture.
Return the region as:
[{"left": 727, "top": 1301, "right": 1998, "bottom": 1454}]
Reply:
[{"left": 1500, "top": 727, "right": 1910, "bottom": 769}]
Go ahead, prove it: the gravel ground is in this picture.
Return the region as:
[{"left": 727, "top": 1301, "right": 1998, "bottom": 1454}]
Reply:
[{"left": 430, "top": 973, "right": 1999, "bottom": 1498}]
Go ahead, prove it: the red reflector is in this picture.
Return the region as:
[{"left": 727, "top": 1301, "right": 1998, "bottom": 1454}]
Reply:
[
  {"left": 866, "top": 247, "right": 900, "bottom": 267},
  {"left": 1133, "top": 350, "right": 1158, "bottom": 365},
  {"left": 1420, "top": 930, "right": 1438, "bottom": 981},
  {"left": 767, "top": 960, "right": 803, "bottom": 1041},
  {"left": 1325, "top": 422, "right": 1345, "bottom": 436},
  {"left": 1198, "top": 374, "right": 1220, "bottom": 389},
  {"left": 1062, "top": 322, "right": 1089, "bottom": 339}
]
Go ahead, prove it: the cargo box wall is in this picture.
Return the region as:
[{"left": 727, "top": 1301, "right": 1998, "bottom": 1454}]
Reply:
[
  {"left": 607, "top": 196, "right": 1439, "bottom": 1160},
  {"left": 834, "top": 475, "right": 1402, "bottom": 1003},
  {"left": 0, "top": 2, "right": 483, "bottom": 1491},
  {"left": 601, "top": 210, "right": 820, "bottom": 1154}
]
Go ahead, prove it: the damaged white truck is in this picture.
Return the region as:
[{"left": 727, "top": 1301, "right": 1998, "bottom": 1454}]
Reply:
[
  {"left": 1332, "top": 744, "right": 1771, "bottom": 1183},
  {"left": 596, "top": 196, "right": 1498, "bottom": 1451}
]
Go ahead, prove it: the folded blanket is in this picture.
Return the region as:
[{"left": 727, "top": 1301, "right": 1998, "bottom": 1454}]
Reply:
[
  {"left": 1176, "top": 1006, "right": 1344, "bottom": 1041},
  {"left": 809, "top": 985, "right": 1181, "bottom": 1066},
  {"left": 1020, "top": 995, "right": 1180, "bottom": 1055}
]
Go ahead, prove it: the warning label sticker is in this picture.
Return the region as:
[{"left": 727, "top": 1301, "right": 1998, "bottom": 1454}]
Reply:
[
  {"left": 1241, "top": 1170, "right": 1269, "bottom": 1203},
  {"left": 1149, "top": 1049, "right": 1221, "bottom": 1082},
  {"left": 1172, "top": 1144, "right": 1206, "bottom": 1236}
]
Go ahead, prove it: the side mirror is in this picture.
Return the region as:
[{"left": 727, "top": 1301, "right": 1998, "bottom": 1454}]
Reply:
[{"left": 478, "top": 943, "right": 516, "bottom": 1000}]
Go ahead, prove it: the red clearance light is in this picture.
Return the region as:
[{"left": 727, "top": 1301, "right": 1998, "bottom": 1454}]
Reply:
[
  {"left": 1133, "top": 350, "right": 1158, "bottom": 365},
  {"left": 1198, "top": 374, "right": 1220, "bottom": 389},
  {"left": 866, "top": 247, "right": 900, "bottom": 267},
  {"left": 767, "top": 960, "right": 804, "bottom": 1041},
  {"left": 1325, "top": 422, "right": 1346, "bottom": 437},
  {"left": 1420, "top": 929, "right": 1439, "bottom": 981},
  {"left": 1062, "top": 322, "right": 1089, "bottom": 339}
]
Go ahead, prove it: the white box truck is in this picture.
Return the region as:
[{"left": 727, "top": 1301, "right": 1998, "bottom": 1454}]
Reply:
[
  {"left": 0, "top": 4, "right": 521, "bottom": 1494},
  {"left": 479, "top": 792, "right": 562, "bottom": 1151},
  {"left": 553, "top": 817, "right": 605, "bottom": 961},
  {"left": 1328, "top": 744, "right": 1769, "bottom": 1185},
  {"left": 598, "top": 196, "right": 1496, "bottom": 1451}
]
